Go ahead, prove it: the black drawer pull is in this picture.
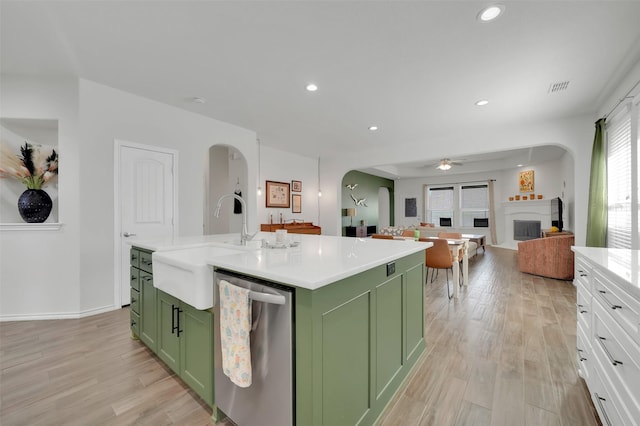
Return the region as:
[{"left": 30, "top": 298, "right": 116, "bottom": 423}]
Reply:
[
  {"left": 143, "top": 276, "right": 153, "bottom": 282},
  {"left": 576, "top": 347, "right": 587, "bottom": 362},
  {"left": 131, "top": 297, "right": 137, "bottom": 303},
  {"left": 598, "top": 290, "right": 622, "bottom": 310},
  {"left": 594, "top": 393, "right": 612, "bottom": 426},
  {"left": 576, "top": 303, "right": 587, "bottom": 314},
  {"left": 131, "top": 320, "right": 136, "bottom": 326},
  {"left": 580, "top": 273, "right": 588, "bottom": 277},
  {"left": 597, "top": 336, "right": 623, "bottom": 366}
]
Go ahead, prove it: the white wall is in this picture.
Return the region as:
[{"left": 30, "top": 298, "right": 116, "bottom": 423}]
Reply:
[
  {"left": 0, "top": 76, "right": 258, "bottom": 319},
  {"left": 257, "top": 145, "right": 319, "bottom": 227},
  {"left": 0, "top": 76, "right": 82, "bottom": 319},
  {"left": 319, "top": 114, "right": 593, "bottom": 247}
]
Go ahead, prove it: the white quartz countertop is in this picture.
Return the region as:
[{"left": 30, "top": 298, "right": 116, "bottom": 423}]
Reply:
[
  {"left": 134, "top": 232, "right": 432, "bottom": 290},
  {"left": 571, "top": 247, "right": 639, "bottom": 296}
]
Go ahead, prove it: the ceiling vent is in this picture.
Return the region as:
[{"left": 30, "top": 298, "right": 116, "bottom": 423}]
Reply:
[{"left": 548, "top": 81, "right": 570, "bottom": 93}]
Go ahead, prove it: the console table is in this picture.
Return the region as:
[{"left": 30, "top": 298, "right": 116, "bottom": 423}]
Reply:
[
  {"left": 345, "top": 225, "right": 377, "bottom": 237},
  {"left": 261, "top": 222, "right": 321, "bottom": 235}
]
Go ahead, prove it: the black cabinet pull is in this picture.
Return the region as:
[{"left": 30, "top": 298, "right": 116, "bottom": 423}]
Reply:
[
  {"left": 131, "top": 296, "right": 137, "bottom": 303},
  {"left": 594, "top": 393, "right": 612, "bottom": 426},
  {"left": 131, "top": 320, "right": 136, "bottom": 326},
  {"left": 597, "top": 336, "right": 623, "bottom": 366},
  {"left": 576, "top": 303, "right": 587, "bottom": 314},
  {"left": 598, "top": 290, "right": 622, "bottom": 310},
  {"left": 171, "top": 304, "right": 177, "bottom": 334},
  {"left": 176, "top": 308, "right": 184, "bottom": 337},
  {"left": 576, "top": 347, "right": 587, "bottom": 362}
]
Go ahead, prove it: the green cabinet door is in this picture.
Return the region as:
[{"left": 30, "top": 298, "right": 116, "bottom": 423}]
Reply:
[
  {"left": 404, "top": 263, "right": 424, "bottom": 361},
  {"left": 140, "top": 274, "right": 157, "bottom": 352},
  {"left": 322, "top": 291, "right": 371, "bottom": 426},
  {"left": 375, "top": 275, "right": 403, "bottom": 401},
  {"left": 180, "top": 303, "right": 214, "bottom": 406},
  {"left": 157, "top": 290, "right": 181, "bottom": 374}
]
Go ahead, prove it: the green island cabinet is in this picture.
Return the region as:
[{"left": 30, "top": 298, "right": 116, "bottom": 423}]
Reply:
[
  {"left": 130, "top": 247, "right": 214, "bottom": 407},
  {"left": 131, "top": 245, "right": 424, "bottom": 425},
  {"left": 129, "top": 248, "right": 157, "bottom": 351},
  {"left": 293, "top": 250, "right": 425, "bottom": 425},
  {"left": 156, "top": 289, "right": 214, "bottom": 406}
]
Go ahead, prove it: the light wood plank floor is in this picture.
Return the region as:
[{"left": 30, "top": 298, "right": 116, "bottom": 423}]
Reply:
[{"left": 1, "top": 247, "right": 599, "bottom": 425}]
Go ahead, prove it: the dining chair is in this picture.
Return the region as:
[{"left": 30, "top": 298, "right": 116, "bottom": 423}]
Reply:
[
  {"left": 423, "top": 238, "right": 454, "bottom": 299},
  {"left": 437, "top": 231, "right": 465, "bottom": 283}
]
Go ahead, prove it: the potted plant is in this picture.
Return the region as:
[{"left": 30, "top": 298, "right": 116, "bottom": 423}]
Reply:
[{"left": 0, "top": 142, "right": 59, "bottom": 223}]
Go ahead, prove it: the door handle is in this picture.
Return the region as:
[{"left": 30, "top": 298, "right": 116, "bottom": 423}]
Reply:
[{"left": 123, "top": 232, "right": 137, "bottom": 238}]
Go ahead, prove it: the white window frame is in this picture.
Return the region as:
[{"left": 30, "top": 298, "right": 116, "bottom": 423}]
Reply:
[
  {"left": 424, "top": 182, "right": 490, "bottom": 229},
  {"left": 605, "top": 93, "right": 639, "bottom": 249}
]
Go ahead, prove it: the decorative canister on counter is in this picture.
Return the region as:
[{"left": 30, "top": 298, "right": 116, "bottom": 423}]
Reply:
[
  {"left": 537, "top": 194, "right": 543, "bottom": 199},
  {"left": 515, "top": 195, "right": 521, "bottom": 200},
  {"left": 509, "top": 196, "right": 514, "bottom": 201},
  {"left": 530, "top": 193, "right": 535, "bottom": 199}
]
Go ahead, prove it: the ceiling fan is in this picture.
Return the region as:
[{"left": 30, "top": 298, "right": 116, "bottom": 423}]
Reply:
[{"left": 435, "top": 158, "right": 464, "bottom": 171}]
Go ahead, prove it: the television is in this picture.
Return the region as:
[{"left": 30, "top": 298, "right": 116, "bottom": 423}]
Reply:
[{"left": 551, "top": 197, "right": 563, "bottom": 231}]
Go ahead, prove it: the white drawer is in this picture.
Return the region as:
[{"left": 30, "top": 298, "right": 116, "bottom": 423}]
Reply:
[
  {"left": 576, "top": 321, "right": 591, "bottom": 380},
  {"left": 575, "top": 256, "right": 592, "bottom": 289},
  {"left": 589, "top": 358, "right": 633, "bottom": 426},
  {"left": 593, "top": 269, "right": 640, "bottom": 346},
  {"left": 592, "top": 301, "right": 640, "bottom": 422},
  {"left": 576, "top": 278, "right": 592, "bottom": 334}
]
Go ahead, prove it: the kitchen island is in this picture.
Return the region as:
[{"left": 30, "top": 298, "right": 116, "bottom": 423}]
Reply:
[{"left": 130, "top": 233, "right": 432, "bottom": 425}]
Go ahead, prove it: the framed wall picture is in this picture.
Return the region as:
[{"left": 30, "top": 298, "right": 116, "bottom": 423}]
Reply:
[
  {"left": 292, "top": 180, "right": 302, "bottom": 192},
  {"left": 292, "top": 194, "right": 302, "bottom": 213},
  {"left": 519, "top": 170, "right": 534, "bottom": 192},
  {"left": 266, "top": 180, "right": 290, "bottom": 208}
]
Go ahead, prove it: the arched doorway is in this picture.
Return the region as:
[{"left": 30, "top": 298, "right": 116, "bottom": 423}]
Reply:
[{"left": 205, "top": 145, "right": 248, "bottom": 234}]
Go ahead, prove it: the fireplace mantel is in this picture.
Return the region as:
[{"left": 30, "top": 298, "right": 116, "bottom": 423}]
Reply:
[{"left": 502, "top": 199, "right": 552, "bottom": 249}]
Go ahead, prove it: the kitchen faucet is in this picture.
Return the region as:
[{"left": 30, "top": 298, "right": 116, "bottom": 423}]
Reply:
[{"left": 214, "top": 193, "right": 257, "bottom": 245}]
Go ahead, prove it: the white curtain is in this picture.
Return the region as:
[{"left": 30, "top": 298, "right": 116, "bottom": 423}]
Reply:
[{"left": 488, "top": 180, "right": 497, "bottom": 244}]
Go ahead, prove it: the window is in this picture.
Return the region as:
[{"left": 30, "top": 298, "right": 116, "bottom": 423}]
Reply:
[
  {"left": 425, "top": 183, "right": 489, "bottom": 228},
  {"left": 606, "top": 97, "right": 639, "bottom": 249},
  {"left": 460, "top": 185, "right": 489, "bottom": 227},
  {"left": 426, "top": 186, "right": 453, "bottom": 225}
]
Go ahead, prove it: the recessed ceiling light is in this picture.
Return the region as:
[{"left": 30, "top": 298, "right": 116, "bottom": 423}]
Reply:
[
  {"left": 475, "top": 99, "right": 489, "bottom": 106},
  {"left": 517, "top": 164, "right": 523, "bottom": 167},
  {"left": 478, "top": 4, "right": 504, "bottom": 22},
  {"left": 305, "top": 83, "right": 318, "bottom": 92},
  {"left": 368, "top": 126, "right": 378, "bottom": 131},
  {"left": 192, "top": 97, "right": 206, "bottom": 104}
]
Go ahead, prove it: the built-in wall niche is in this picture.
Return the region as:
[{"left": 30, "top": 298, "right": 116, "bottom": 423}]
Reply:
[{"left": 0, "top": 118, "right": 59, "bottom": 226}]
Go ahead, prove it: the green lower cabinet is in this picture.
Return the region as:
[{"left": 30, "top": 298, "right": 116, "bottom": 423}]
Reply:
[
  {"left": 296, "top": 250, "right": 425, "bottom": 426},
  {"left": 140, "top": 275, "right": 157, "bottom": 352},
  {"left": 180, "top": 303, "right": 214, "bottom": 406},
  {"left": 156, "top": 289, "right": 213, "bottom": 407}
]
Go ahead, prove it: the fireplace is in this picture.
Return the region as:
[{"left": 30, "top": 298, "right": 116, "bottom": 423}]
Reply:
[
  {"left": 501, "top": 199, "right": 552, "bottom": 249},
  {"left": 514, "top": 220, "right": 541, "bottom": 241}
]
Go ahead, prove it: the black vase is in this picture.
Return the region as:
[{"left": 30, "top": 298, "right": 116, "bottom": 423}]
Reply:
[{"left": 17, "top": 189, "right": 53, "bottom": 223}]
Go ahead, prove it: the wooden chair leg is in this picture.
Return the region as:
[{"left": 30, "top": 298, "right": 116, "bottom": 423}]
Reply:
[{"left": 446, "top": 268, "right": 452, "bottom": 300}]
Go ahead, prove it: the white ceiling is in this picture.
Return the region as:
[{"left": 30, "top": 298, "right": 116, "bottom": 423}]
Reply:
[{"left": 2, "top": 1, "right": 640, "bottom": 177}]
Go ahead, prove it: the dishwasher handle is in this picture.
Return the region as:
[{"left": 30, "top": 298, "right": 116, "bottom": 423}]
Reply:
[{"left": 249, "top": 290, "right": 285, "bottom": 305}]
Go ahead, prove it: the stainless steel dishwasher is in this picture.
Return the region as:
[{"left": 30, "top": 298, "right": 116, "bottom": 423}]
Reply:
[{"left": 213, "top": 270, "right": 294, "bottom": 426}]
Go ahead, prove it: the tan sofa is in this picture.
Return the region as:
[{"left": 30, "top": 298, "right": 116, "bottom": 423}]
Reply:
[{"left": 517, "top": 234, "right": 574, "bottom": 280}]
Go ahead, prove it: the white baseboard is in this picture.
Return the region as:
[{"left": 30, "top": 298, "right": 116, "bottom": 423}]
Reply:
[{"left": 0, "top": 304, "right": 119, "bottom": 322}]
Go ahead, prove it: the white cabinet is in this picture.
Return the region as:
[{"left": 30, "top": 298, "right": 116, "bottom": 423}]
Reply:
[{"left": 572, "top": 248, "right": 640, "bottom": 426}]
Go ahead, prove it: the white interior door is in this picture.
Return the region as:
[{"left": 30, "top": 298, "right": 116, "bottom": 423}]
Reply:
[{"left": 117, "top": 141, "right": 177, "bottom": 307}]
